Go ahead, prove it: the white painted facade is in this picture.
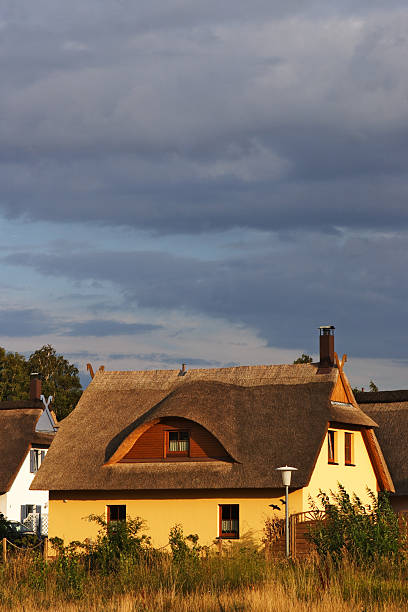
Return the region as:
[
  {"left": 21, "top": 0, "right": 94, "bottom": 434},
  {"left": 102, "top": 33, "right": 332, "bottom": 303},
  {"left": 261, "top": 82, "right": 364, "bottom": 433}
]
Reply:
[{"left": 0, "top": 448, "right": 49, "bottom": 526}]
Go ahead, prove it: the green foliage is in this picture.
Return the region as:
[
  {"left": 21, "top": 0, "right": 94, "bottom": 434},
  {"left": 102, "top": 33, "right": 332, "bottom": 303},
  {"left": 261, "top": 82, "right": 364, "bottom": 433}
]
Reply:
[
  {"left": 352, "top": 380, "right": 379, "bottom": 394},
  {"left": 0, "top": 348, "right": 29, "bottom": 401},
  {"left": 308, "top": 484, "right": 403, "bottom": 565},
  {"left": 28, "top": 345, "right": 82, "bottom": 420},
  {"left": 169, "top": 524, "right": 202, "bottom": 564},
  {"left": 84, "top": 514, "right": 151, "bottom": 573},
  {"left": 0, "top": 513, "right": 13, "bottom": 538},
  {"left": 293, "top": 354, "right": 313, "bottom": 364},
  {"left": 0, "top": 344, "right": 82, "bottom": 418},
  {"left": 369, "top": 380, "right": 379, "bottom": 392}
]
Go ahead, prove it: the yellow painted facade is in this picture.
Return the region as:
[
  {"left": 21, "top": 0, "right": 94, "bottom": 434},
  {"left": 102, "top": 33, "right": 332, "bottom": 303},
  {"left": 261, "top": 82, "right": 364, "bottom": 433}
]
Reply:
[
  {"left": 49, "top": 488, "right": 303, "bottom": 549},
  {"left": 48, "top": 426, "right": 379, "bottom": 549},
  {"left": 301, "top": 426, "right": 379, "bottom": 509}
]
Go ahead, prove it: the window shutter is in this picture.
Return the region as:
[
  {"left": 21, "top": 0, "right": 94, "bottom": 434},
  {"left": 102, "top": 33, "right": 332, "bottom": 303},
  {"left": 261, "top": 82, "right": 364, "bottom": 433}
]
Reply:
[
  {"left": 21, "top": 505, "right": 27, "bottom": 522},
  {"left": 41, "top": 451, "right": 45, "bottom": 463},
  {"left": 29, "top": 450, "right": 34, "bottom": 473},
  {"left": 36, "top": 505, "right": 41, "bottom": 515}
]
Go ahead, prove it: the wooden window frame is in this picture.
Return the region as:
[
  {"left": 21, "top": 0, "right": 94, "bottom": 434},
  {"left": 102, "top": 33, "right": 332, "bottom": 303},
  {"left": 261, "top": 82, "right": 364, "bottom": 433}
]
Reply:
[
  {"left": 107, "top": 505, "right": 126, "bottom": 523},
  {"left": 344, "top": 432, "right": 355, "bottom": 466},
  {"left": 328, "top": 430, "right": 338, "bottom": 464},
  {"left": 218, "top": 504, "right": 239, "bottom": 539},
  {"left": 165, "top": 430, "right": 190, "bottom": 458}
]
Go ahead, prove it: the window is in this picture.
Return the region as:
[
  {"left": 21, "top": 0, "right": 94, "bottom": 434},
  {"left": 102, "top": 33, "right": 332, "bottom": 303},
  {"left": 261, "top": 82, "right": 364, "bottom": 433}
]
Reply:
[
  {"left": 328, "top": 430, "right": 337, "bottom": 464},
  {"left": 167, "top": 430, "right": 189, "bottom": 456},
  {"left": 219, "top": 504, "right": 239, "bottom": 539},
  {"left": 30, "top": 449, "right": 45, "bottom": 473},
  {"left": 345, "top": 432, "right": 354, "bottom": 465},
  {"left": 107, "top": 505, "right": 126, "bottom": 523}
]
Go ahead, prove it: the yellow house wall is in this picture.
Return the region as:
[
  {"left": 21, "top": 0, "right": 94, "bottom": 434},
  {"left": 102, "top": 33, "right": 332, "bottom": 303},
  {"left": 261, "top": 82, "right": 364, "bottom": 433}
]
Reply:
[
  {"left": 301, "top": 427, "right": 379, "bottom": 509},
  {"left": 48, "top": 429, "right": 380, "bottom": 550},
  {"left": 48, "top": 488, "right": 304, "bottom": 549}
]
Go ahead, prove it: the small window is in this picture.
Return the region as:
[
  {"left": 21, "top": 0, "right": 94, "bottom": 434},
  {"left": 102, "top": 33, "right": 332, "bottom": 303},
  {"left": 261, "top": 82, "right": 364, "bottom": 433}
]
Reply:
[
  {"left": 345, "top": 432, "right": 354, "bottom": 465},
  {"left": 107, "top": 505, "right": 126, "bottom": 523},
  {"left": 30, "top": 449, "right": 45, "bottom": 473},
  {"left": 219, "top": 504, "right": 239, "bottom": 539},
  {"left": 167, "top": 431, "right": 189, "bottom": 456},
  {"left": 328, "top": 430, "right": 337, "bottom": 464}
]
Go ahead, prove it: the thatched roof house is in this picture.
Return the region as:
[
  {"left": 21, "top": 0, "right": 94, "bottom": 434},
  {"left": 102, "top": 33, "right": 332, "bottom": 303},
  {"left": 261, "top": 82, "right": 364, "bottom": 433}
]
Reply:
[
  {"left": 357, "top": 390, "right": 408, "bottom": 512},
  {"left": 32, "top": 328, "right": 393, "bottom": 548},
  {"left": 33, "top": 363, "right": 381, "bottom": 492}
]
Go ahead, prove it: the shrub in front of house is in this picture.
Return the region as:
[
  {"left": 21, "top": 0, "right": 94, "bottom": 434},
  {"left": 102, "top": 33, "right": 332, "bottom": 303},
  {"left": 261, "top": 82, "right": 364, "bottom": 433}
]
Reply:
[{"left": 308, "top": 484, "right": 404, "bottom": 564}]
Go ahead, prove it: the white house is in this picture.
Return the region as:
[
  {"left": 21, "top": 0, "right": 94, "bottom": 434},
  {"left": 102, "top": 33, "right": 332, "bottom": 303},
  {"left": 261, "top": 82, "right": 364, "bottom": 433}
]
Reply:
[{"left": 0, "top": 374, "right": 57, "bottom": 534}]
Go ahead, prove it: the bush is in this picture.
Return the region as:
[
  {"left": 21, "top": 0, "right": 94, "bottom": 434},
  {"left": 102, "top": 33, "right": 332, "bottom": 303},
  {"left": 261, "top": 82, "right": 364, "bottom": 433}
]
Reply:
[
  {"left": 309, "top": 484, "right": 404, "bottom": 564},
  {"left": 84, "top": 514, "right": 151, "bottom": 573}
]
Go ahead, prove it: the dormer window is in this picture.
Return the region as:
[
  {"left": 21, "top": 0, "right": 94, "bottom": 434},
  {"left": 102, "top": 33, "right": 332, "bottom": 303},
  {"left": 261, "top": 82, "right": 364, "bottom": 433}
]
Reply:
[{"left": 167, "top": 431, "right": 189, "bottom": 456}]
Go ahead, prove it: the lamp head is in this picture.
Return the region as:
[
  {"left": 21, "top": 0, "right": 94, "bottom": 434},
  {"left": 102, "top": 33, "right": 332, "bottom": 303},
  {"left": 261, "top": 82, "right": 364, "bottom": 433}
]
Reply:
[{"left": 276, "top": 465, "right": 298, "bottom": 487}]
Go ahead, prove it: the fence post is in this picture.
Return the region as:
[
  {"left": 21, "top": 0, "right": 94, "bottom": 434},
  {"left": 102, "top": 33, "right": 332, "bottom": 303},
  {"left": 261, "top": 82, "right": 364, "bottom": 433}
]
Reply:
[
  {"left": 43, "top": 537, "right": 48, "bottom": 561},
  {"left": 2, "top": 538, "right": 6, "bottom": 563}
]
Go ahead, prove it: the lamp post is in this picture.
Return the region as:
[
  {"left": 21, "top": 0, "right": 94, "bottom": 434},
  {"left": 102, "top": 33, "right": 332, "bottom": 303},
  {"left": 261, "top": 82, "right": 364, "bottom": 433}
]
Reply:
[{"left": 276, "top": 466, "right": 298, "bottom": 558}]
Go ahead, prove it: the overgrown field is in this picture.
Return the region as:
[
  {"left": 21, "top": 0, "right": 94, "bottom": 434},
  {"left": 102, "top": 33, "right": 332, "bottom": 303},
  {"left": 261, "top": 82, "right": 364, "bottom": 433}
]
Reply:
[{"left": 1, "top": 543, "right": 408, "bottom": 610}]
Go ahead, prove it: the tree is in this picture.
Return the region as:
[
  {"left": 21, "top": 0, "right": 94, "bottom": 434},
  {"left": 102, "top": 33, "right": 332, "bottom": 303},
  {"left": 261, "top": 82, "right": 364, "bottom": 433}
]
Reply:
[
  {"left": 293, "top": 354, "right": 313, "bottom": 364},
  {"left": 27, "top": 345, "right": 82, "bottom": 420},
  {"left": 369, "top": 380, "right": 379, "bottom": 392},
  {"left": 0, "top": 348, "right": 29, "bottom": 401},
  {"left": 352, "top": 380, "right": 379, "bottom": 394}
]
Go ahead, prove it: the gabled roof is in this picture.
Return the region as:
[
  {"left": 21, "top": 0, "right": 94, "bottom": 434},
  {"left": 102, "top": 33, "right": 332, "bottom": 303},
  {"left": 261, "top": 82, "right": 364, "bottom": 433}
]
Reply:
[
  {"left": 357, "top": 391, "right": 408, "bottom": 495},
  {"left": 32, "top": 363, "right": 379, "bottom": 492},
  {"left": 0, "top": 399, "right": 55, "bottom": 492}
]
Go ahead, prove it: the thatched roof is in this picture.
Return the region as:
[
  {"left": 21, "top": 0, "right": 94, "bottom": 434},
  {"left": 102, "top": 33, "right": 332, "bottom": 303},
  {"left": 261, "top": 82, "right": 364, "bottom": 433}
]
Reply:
[
  {"left": 0, "top": 400, "right": 55, "bottom": 492},
  {"left": 32, "top": 363, "right": 379, "bottom": 492},
  {"left": 358, "top": 391, "right": 408, "bottom": 495}
]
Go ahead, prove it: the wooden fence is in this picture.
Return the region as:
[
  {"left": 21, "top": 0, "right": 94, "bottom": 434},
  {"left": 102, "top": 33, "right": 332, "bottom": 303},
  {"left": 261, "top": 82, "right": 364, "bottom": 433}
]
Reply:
[
  {"left": 267, "top": 510, "right": 326, "bottom": 558},
  {"left": 1, "top": 537, "right": 48, "bottom": 562}
]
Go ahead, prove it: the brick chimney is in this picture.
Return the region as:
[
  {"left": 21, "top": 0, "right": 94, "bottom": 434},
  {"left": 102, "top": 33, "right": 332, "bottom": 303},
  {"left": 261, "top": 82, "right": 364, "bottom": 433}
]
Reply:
[
  {"left": 30, "top": 372, "right": 42, "bottom": 401},
  {"left": 319, "top": 326, "right": 335, "bottom": 367}
]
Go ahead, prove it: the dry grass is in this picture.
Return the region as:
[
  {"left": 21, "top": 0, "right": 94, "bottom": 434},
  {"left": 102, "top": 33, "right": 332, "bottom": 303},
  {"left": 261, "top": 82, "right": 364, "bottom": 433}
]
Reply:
[
  {"left": 4, "top": 582, "right": 406, "bottom": 612},
  {"left": 1, "top": 548, "right": 408, "bottom": 611}
]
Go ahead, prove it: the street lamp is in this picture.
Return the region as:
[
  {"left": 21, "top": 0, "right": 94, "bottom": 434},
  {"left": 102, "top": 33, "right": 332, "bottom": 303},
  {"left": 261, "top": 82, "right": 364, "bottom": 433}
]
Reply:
[{"left": 276, "top": 466, "right": 298, "bottom": 558}]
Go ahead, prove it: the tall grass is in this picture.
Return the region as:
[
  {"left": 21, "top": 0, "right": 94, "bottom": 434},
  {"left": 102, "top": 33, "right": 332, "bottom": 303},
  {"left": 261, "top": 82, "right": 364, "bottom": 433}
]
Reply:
[
  {"left": 1, "top": 544, "right": 408, "bottom": 610},
  {"left": 0, "top": 511, "right": 407, "bottom": 611}
]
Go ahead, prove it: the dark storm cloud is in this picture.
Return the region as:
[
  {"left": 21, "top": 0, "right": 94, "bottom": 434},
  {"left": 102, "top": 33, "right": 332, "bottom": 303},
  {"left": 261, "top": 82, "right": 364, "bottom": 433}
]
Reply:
[
  {"left": 0, "top": 308, "right": 56, "bottom": 337},
  {"left": 62, "top": 319, "right": 162, "bottom": 337},
  {"left": 107, "top": 353, "right": 222, "bottom": 367},
  {"left": 0, "top": 3, "right": 408, "bottom": 234},
  {"left": 4, "top": 231, "right": 408, "bottom": 359}
]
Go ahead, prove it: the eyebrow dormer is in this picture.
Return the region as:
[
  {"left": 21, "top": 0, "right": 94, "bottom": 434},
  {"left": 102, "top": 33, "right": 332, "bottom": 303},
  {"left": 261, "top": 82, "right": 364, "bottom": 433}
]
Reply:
[{"left": 112, "top": 417, "right": 232, "bottom": 463}]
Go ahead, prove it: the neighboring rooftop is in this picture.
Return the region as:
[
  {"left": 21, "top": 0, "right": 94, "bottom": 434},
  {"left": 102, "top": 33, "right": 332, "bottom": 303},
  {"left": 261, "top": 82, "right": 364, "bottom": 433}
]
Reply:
[
  {"left": 358, "top": 392, "right": 408, "bottom": 496},
  {"left": 0, "top": 400, "right": 55, "bottom": 492}
]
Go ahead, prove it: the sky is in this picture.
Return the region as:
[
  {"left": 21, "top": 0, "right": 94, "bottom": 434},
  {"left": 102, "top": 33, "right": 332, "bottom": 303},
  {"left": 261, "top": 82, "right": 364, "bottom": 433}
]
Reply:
[{"left": 0, "top": 0, "right": 408, "bottom": 390}]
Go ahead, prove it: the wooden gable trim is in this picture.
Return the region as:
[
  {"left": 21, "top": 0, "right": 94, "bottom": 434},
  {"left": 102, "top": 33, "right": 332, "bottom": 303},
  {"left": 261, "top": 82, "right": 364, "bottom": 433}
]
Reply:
[
  {"left": 105, "top": 419, "right": 161, "bottom": 465},
  {"left": 361, "top": 428, "right": 395, "bottom": 493},
  {"left": 330, "top": 353, "right": 356, "bottom": 406}
]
